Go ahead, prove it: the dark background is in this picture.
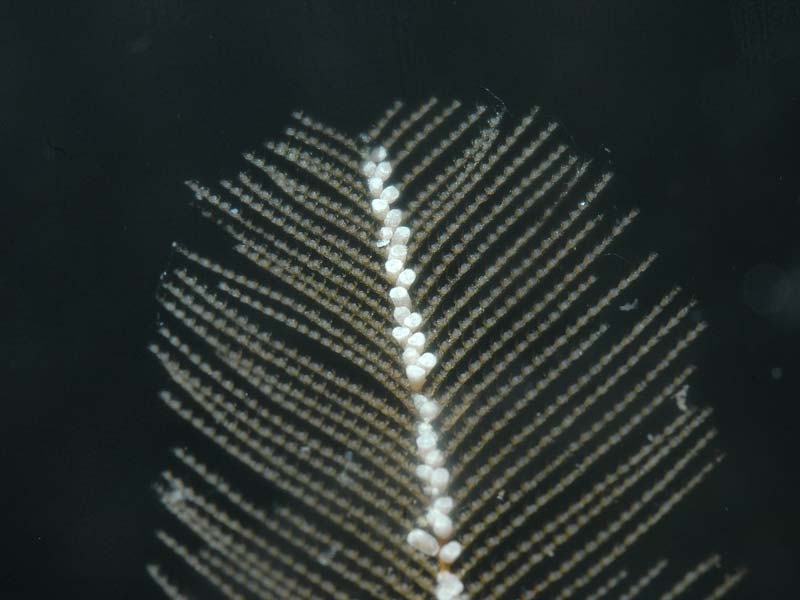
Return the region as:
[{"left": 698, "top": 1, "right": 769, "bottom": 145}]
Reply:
[{"left": 3, "top": 0, "right": 799, "bottom": 598}]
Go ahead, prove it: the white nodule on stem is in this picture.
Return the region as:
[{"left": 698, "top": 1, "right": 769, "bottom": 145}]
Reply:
[
  {"left": 381, "top": 185, "right": 400, "bottom": 204},
  {"left": 407, "top": 528, "right": 439, "bottom": 557},
  {"left": 412, "top": 394, "right": 428, "bottom": 411},
  {"left": 388, "top": 244, "right": 407, "bottom": 261},
  {"left": 378, "top": 226, "right": 393, "bottom": 242},
  {"left": 370, "top": 146, "right": 387, "bottom": 163},
  {"left": 391, "top": 225, "right": 410, "bottom": 245},
  {"left": 393, "top": 306, "right": 411, "bottom": 325},
  {"left": 435, "top": 572, "right": 464, "bottom": 600},
  {"left": 397, "top": 268, "right": 416, "bottom": 289},
  {"left": 417, "top": 422, "right": 433, "bottom": 435},
  {"left": 439, "top": 541, "right": 462, "bottom": 564},
  {"left": 362, "top": 160, "right": 377, "bottom": 177},
  {"left": 375, "top": 160, "right": 392, "bottom": 180},
  {"left": 426, "top": 507, "right": 444, "bottom": 526},
  {"left": 384, "top": 209, "right": 402, "bottom": 228},
  {"left": 368, "top": 176, "right": 383, "bottom": 196},
  {"left": 389, "top": 287, "right": 411, "bottom": 308}
]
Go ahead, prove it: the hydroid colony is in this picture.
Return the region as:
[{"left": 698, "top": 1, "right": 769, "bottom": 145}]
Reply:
[{"left": 148, "top": 99, "right": 746, "bottom": 599}]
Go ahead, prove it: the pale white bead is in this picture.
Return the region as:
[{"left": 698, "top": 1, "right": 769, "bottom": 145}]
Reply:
[
  {"left": 430, "top": 467, "right": 450, "bottom": 491},
  {"left": 435, "top": 572, "right": 464, "bottom": 600},
  {"left": 378, "top": 226, "right": 393, "bottom": 242},
  {"left": 391, "top": 225, "right": 410, "bottom": 245},
  {"left": 439, "top": 541, "right": 462, "bottom": 564},
  {"left": 384, "top": 209, "right": 402, "bottom": 228},
  {"left": 371, "top": 198, "right": 389, "bottom": 219},
  {"left": 381, "top": 185, "right": 400, "bottom": 204},
  {"left": 416, "top": 431, "right": 437, "bottom": 454},
  {"left": 370, "top": 146, "right": 387, "bottom": 162},
  {"left": 415, "top": 463, "right": 433, "bottom": 482},
  {"left": 392, "top": 326, "right": 411, "bottom": 345},
  {"left": 362, "top": 160, "right": 377, "bottom": 177},
  {"left": 402, "top": 347, "right": 421, "bottom": 365},
  {"left": 411, "top": 393, "right": 429, "bottom": 411},
  {"left": 385, "top": 258, "right": 403, "bottom": 282},
  {"left": 431, "top": 512, "right": 453, "bottom": 539},
  {"left": 406, "top": 364, "right": 426, "bottom": 390},
  {"left": 368, "top": 176, "right": 383, "bottom": 196},
  {"left": 419, "top": 399, "right": 441, "bottom": 421},
  {"left": 407, "top": 332, "right": 426, "bottom": 351},
  {"left": 393, "top": 306, "right": 411, "bottom": 325},
  {"left": 388, "top": 245, "right": 408, "bottom": 262},
  {"left": 426, "top": 507, "right": 444, "bottom": 527},
  {"left": 397, "top": 268, "right": 416, "bottom": 289},
  {"left": 389, "top": 287, "right": 411, "bottom": 308},
  {"left": 417, "top": 422, "right": 433, "bottom": 435},
  {"left": 424, "top": 448, "right": 444, "bottom": 468},
  {"left": 375, "top": 160, "right": 392, "bottom": 180},
  {"left": 406, "top": 528, "right": 439, "bottom": 556},
  {"left": 402, "top": 311, "right": 422, "bottom": 331},
  {"left": 433, "top": 496, "right": 454, "bottom": 514},
  {"left": 417, "top": 352, "right": 437, "bottom": 372}
]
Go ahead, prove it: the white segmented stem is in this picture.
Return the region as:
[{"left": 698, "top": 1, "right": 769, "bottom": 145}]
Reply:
[
  {"left": 407, "top": 331, "right": 426, "bottom": 352},
  {"left": 424, "top": 449, "right": 445, "bottom": 468},
  {"left": 376, "top": 160, "right": 393, "bottom": 180},
  {"left": 372, "top": 198, "right": 389, "bottom": 219},
  {"left": 385, "top": 209, "right": 403, "bottom": 228},
  {"left": 403, "top": 311, "right": 423, "bottom": 329},
  {"left": 368, "top": 176, "right": 384, "bottom": 196},
  {"left": 385, "top": 258, "right": 404, "bottom": 282},
  {"left": 363, "top": 145, "right": 465, "bottom": 597},
  {"left": 393, "top": 326, "right": 412, "bottom": 345},
  {"left": 371, "top": 146, "right": 388, "bottom": 162},
  {"left": 397, "top": 269, "right": 417, "bottom": 290},
  {"left": 416, "top": 464, "right": 434, "bottom": 482},
  {"left": 417, "top": 352, "right": 437, "bottom": 373},
  {"left": 390, "top": 287, "right": 412, "bottom": 308},
  {"left": 403, "top": 347, "right": 421, "bottom": 365},
  {"left": 388, "top": 243, "right": 408, "bottom": 260},
  {"left": 379, "top": 225, "right": 393, "bottom": 238}
]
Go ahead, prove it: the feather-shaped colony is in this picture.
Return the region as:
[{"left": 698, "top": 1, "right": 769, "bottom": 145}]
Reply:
[{"left": 148, "top": 99, "right": 747, "bottom": 599}]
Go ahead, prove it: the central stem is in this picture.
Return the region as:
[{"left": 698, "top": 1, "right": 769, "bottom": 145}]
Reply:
[{"left": 362, "top": 145, "right": 465, "bottom": 600}]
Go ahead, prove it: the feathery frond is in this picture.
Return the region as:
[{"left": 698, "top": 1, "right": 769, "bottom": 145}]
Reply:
[{"left": 149, "top": 99, "right": 745, "bottom": 599}]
